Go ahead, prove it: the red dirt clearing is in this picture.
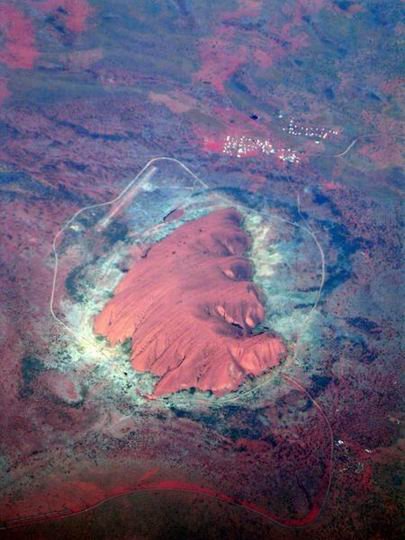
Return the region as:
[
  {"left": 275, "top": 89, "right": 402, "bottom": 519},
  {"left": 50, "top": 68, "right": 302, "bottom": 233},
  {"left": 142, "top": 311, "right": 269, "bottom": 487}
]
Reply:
[{"left": 0, "top": 6, "right": 39, "bottom": 69}]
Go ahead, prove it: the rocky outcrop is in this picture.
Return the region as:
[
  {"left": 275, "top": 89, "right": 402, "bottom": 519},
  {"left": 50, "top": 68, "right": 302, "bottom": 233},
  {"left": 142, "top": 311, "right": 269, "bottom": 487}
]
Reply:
[{"left": 94, "top": 208, "right": 285, "bottom": 396}]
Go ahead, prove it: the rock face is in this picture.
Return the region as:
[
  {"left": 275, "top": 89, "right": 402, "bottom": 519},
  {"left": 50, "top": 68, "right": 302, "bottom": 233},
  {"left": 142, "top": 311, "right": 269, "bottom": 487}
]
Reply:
[{"left": 94, "top": 208, "right": 285, "bottom": 396}]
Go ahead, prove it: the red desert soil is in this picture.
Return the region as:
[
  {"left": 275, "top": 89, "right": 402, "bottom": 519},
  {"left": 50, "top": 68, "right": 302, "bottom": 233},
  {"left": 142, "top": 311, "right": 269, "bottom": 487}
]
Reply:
[
  {"left": 0, "top": 5, "right": 39, "bottom": 69},
  {"left": 94, "top": 208, "right": 285, "bottom": 396}
]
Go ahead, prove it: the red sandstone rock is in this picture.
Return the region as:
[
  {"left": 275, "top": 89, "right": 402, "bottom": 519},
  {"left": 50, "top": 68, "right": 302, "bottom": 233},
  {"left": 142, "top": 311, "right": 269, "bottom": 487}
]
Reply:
[{"left": 94, "top": 208, "right": 285, "bottom": 396}]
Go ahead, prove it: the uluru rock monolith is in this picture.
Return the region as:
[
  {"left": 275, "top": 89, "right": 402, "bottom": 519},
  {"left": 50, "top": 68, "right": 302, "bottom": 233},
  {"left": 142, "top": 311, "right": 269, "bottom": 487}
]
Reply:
[{"left": 94, "top": 208, "right": 285, "bottom": 396}]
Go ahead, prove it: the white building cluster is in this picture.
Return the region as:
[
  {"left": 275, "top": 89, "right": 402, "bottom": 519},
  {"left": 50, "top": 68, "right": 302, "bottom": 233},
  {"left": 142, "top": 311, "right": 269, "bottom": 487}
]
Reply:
[
  {"left": 222, "top": 135, "right": 300, "bottom": 163},
  {"left": 283, "top": 118, "right": 339, "bottom": 143}
]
